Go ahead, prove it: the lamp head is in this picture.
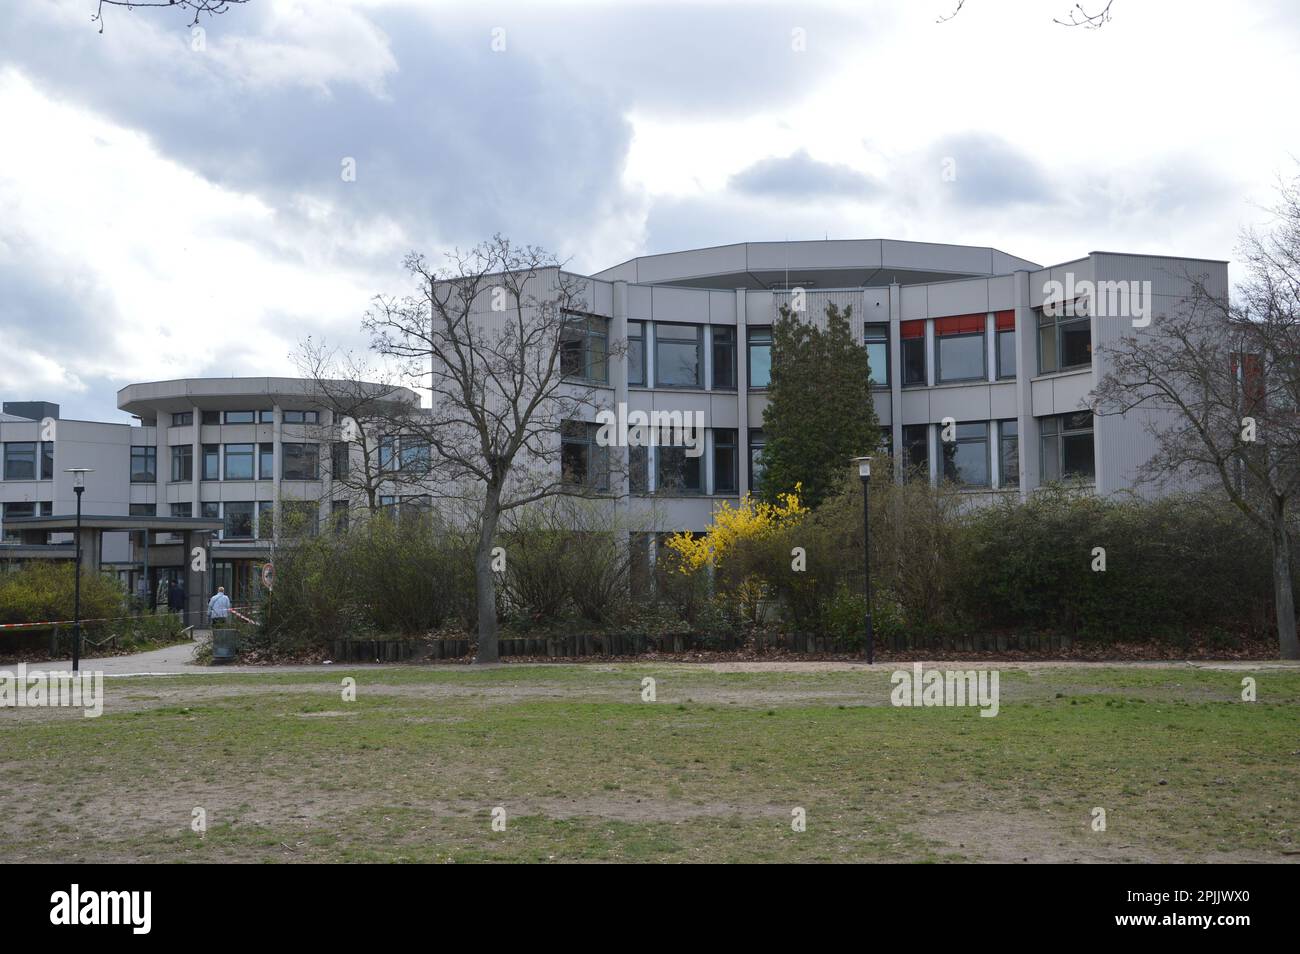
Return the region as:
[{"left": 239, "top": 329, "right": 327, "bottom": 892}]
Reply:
[
  {"left": 65, "top": 467, "right": 93, "bottom": 489},
  {"left": 852, "top": 456, "right": 872, "bottom": 479}
]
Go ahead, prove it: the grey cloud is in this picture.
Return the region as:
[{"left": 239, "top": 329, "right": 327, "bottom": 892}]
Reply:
[
  {"left": 928, "top": 133, "right": 1055, "bottom": 207},
  {"left": 729, "top": 149, "right": 878, "bottom": 199}
]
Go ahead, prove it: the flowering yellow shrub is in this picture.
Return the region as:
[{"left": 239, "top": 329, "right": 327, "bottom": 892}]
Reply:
[{"left": 664, "top": 485, "right": 807, "bottom": 574}]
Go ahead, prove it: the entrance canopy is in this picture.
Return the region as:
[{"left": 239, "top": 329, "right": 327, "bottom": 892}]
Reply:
[{"left": 2, "top": 515, "right": 223, "bottom": 534}]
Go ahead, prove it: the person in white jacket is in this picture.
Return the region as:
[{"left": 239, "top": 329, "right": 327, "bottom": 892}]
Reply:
[{"left": 207, "top": 586, "right": 231, "bottom": 626}]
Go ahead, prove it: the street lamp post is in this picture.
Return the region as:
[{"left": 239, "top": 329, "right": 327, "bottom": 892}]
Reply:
[
  {"left": 852, "top": 456, "right": 873, "bottom": 664},
  {"left": 65, "top": 468, "right": 93, "bottom": 672}
]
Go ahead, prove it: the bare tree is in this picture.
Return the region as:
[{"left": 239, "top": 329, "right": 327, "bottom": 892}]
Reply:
[
  {"left": 364, "top": 235, "right": 611, "bottom": 663},
  {"left": 1091, "top": 175, "right": 1300, "bottom": 659},
  {"left": 291, "top": 338, "right": 423, "bottom": 520},
  {"left": 938, "top": 1, "right": 1115, "bottom": 28},
  {"left": 93, "top": 0, "right": 250, "bottom": 33}
]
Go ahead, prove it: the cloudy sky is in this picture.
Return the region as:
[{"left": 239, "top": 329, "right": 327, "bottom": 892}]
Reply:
[{"left": 2, "top": 0, "right": 1298, "bottom": 423}]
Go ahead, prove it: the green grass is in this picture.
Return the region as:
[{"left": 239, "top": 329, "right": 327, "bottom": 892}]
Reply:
[{"left": 1, "top": 663, "right": 1296, "bottom": 862}]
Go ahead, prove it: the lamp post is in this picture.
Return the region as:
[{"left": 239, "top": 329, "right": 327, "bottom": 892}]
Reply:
[
  {"left": 65, "top": 468, "right": 93, "bottom": 672},
  {"left": 851, "top": 456, "right": 873, "bottom": 664}
]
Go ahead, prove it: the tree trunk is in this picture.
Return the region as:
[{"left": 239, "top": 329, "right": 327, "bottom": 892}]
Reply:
[
  {"left": 473, "top": 482, "right": 502, "bottom": 664},
  {"left": 1271, "top": 504, "right": 1298, "bottom": 660}
]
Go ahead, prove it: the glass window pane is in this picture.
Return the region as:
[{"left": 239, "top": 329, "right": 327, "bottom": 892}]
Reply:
[
  {"left": 937, "top": 333, "right": 985, "bottom": 382},
  {"left": 998, "top": 329, "right": 1016, "bottom": 378},
  {"left": 627, "top": 322, "right": 645, "bottom": 386},
  {"left": 902, "top": 338, "right": 926, "bottom": 385},
  {"left": 224, "top": 411, "right": 255, "bottom": 424},
  {"left": 902, "top": 425, "right": 929, "bottom": 480},
  {"left": 657, "top": 326, "right": 702, "bottom": 387},
  {"left": 224, "top": 444, "right": 254, "bottom": 480},
  {"left": 1061, "top": 318, "right": 1091, "bottom": 368},
  {"left": 866, "top": 341, "right": 888, "bottom": 386},
  {"left": 1041, "top": 434, "right": 1061, "bottom": 482},
  {"left": 712, "top": 327, "right": 736, "bottom": 390},
  {"left": 1038, "top": 321, "right": 1058, "bottom": 374},
  {"left": 1062, "top": 432, "right": 1095, "bottom": 479},
  {"left": 223, "top": 501, "right": 254, "bottom": 539},
  {"left": 747, "top": 328, "right": 772, "bottom": 389},
  {"left": 712, "top": 428, "right": 737, "bottom": 493},
  {"left": 1000, "top": 423, "right": 1019, "bottom": 488},
  {"left": 4, "top": 442, "right": 36, "bottom": 480}
]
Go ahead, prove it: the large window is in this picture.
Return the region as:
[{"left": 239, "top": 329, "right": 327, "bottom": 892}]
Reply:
[
  {"left": 1040, "top": 412, "right": 1095, "bottom": 482},
  {"left": 41, "top": 442, "right": 53, "bottom": 480},
  {"left": 224, "top": 410, "right": 255, "bottom": 424},
  {"left": 999, "top": 420, "right": 1019, "bottom": 489},
  {"left": 202, "top": 445, "right": 220, "bottom": 481},
  {"left": 257, "top": 501, "right": 274, "bottom": 538},
  {"left": 281, "top": 501, "right": 319, "bottom": 537},
  {"left": 379, "top": 435, "right": 428, "bottom": 475},
  {"left": 656, "top": 323, "right": 703, "bottom": 388},
  {"left": 629, "top": 443, "right": 648, "bottom": 493},
  {"left": 935, "top": 314, "right": 986, "bottom": 383},
  {"left": 259, "top": 443, "right": 274, "bottom": 480},
  {"left": 1038, "top": 301, "right": 1091, "bottom": 374},
  {"left": 2, "top": 501, "right": 36, "bottom": 540},
  {"left": 941, "top": 422, "right": 989, "bottom": 487},
  {"left": 748, "top": 428, "right": 766, "bottom": 490},
  {"left": 331, "top": 442, "right": 350, "bottom": 479},
  {"left": 627, "top": 321, "right": 645, "bottom": 386},
  {"left": 864, "top": 324, "right": 890, "bottom": 387},
  {"left": 902, "top": 424, "right": 929, "bottom": 481},
  {"left": 201, "top": 411, "right": 220, "bottom": 426},
  {"left": 171, "top": 502, "right": 192, "bottom": 518},
  {"left": 331, "top": 500, "right": 350, "bottom": 534},
  {"left": 282, "top": 443, "right": 320, "bottom": 480},
  {"left": 282, "top": 410, "right": 319, "bottom": 424},
  {"left": 560, "top": 312, "right": 609, "bottom": 384},
  {"left": 747, "top": 327, "right": 772, "bottom": 389},
  {"left": 130, "top": 504, "right": 157, "bottom": 517},
  {"left": 130, "top": 446, "right": 157, "bottom": 483},
  {"left": 223, "top": 443, "right": 255, "bottom": 480},
  {"left": 712, "top": 428, "right": 738, "bottom": 494},
  {"left": 560, "top": 421, "right": 608, "bottom": 491},
  {"left": 996, "top": 311, "right": 1017, "bottom": 379},
  {"left": 223, "top": 501, "right": 255, "bottom": 539},
  {"left": 3, "top": 442, "right": 36, "bottom": 480},
  {"left": 201, "top": 501, "right": 220, "bottom": 520},
  {"left": 711, "top": 327, "right": 737, "bottom": 390},
  {"left": 656, "top": 429, "right": 703, "bottom": 495},
  {"left": 171, "top": 411, "right": 193, "bottom": 427},
  {"left": 901, "top": 321, "right": 927, "bottom": 386},
  {"left": 171, "top": 445, "right": 192, "bottom": 482}
]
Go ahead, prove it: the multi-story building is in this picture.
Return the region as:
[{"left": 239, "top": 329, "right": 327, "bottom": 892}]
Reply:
[{"left": 1, "top": 239, "right": 1228, "bottom": 601}]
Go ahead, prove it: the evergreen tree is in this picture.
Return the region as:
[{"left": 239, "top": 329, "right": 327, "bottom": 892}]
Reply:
[{"left": 756, "top": 302, "right": 880, "bottom": 508}]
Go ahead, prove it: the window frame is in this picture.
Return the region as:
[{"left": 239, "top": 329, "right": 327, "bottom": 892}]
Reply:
[
  {"left": 201, "top": 445, "right": 220, "bottom": 481},
  {"left": 712, "top": 427, "right": 738, "bottom": 494},
  {"left": 941, "top": 422, "right": 990, "bottom": 488},
  {"left": 711, "top": 326, "right": 737, "bottom": 391},
  {"left": 998, "top": 419, "right": 1019, "bottom": 489},
  {"left": 900, "top": 321, "right": 927, "bottom": 387},
  {"left": 627, "top": 321, "right": 645, "bottom": 387},
  {"left": 1037, "top": 302, "right": 1092, "bottom": 375},
  {"left": 222, "top": 443, "right": 255, "bottom": 481},
  {"left": 864, "top": 323, "right": 890, "bottom": 388},
  {"left": 655, "top": 322, "right": 704, "bottom": 389},
  {"left": 902, "top": 424, "right": 929, "bottom": 482},
  {"left": 655, "top": 428, "right": 703, "bottom": 496},
  {"left": 1039, "top": 411, "right": 1095, "bottom": 482},
  {"left": 170, "top": 444, "right": 193, "bottom": 483},
  {"left": 130, "top": 446, "right": 157, "bottom": 484},
  {"left": 222, "top": 501, "right": 255, "bottom": 540},
  {"left": 560, "top": 421, "right": 609, "bottom": 491},
  {"left": 281, "top": 442, "right": 321, "bottom": 481},
  {"left": 171, "top": 411, "right": 193, "bottom": 427},
  {"left": 746, "top": 326, "right": 772, "bottom": 391},
  {"left": 560, "top": 311, "right": 610, "bottom": 385}
]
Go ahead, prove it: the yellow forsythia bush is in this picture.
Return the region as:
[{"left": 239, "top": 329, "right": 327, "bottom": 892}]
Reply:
[{"left": 664, "top": 485, "right": 808, "bottom": 573}]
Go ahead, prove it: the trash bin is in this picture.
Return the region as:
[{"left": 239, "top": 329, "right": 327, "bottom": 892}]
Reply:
[{"left": 211, "top": 628, "right": 238, "bottom": 664}]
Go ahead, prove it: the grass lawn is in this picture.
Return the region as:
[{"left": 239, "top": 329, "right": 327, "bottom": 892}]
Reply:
[{"left": 1, "top": 663, "right": 1296, "bottom": 863}]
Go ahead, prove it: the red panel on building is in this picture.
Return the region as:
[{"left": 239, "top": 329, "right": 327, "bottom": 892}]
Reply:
[
  {"left": 933, "top": 314, "right": 986, "bottom": 336},
  {"left": 995, "top": 310, "right": 1015, "bottom": 331},
  {"left": 900, "top": 319, "right": 926, "bottom": 339}
]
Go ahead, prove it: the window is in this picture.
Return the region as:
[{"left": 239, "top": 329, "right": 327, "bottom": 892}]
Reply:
[
  {"left": 202, "top": 445, "right": 220, "bottom": 480},
  {"left": 379, "top": 495, "right": 397, "bottom": 517},
  {"left": 1038, "top": 301, "right": 1091, "bottom": 374},
  {"left": 201, "top": 411, "right": 220, "bottom": 426},
  {"left": 331, "top": 500, "right": 350, "bottom": 534},
  {"left": 400, "top": 495, "right": 433, "bottom": 521},
  {"left": 748, "top": 428, "right": 766, "bottom": 490},
  {"left": 201, "top": 501, "right": 220, "bottom": 519},
  {"left": 259, "top": 443, "right": 274, "bottom": 480},
  {"left": 130, "top": 503, "right": 157, "bottom": 517},
  {"left": 282, "top": 443, "right": 320, "bottom": 480},
  {"left": 902, "top": 424, "right": 929, "bottom": 481},
  {"left": 171, "top": 502, "right": 192, "bottom": 518},
  {"left": 627, "top": 321, "right": 645, "bottom": 386},
  {"left": 331, "top": 442, "right": 350, "bottom": 479},
  {"left": 711, "top": 327, "right": 737, "bottom": 390},
  {"left": 656, "top": 429, "right": 703, "bottom": 495},
  {"left": 901, "top": 320, "right": 927, "bottom": 386},
  {"left": 130, "top": 446, "right": 157, "bottom": 483},
  {"left": 222, "top": 501, "right": 254, "bottom": 539},
  {"left": 877, "top": 426, "right": 893, "bottom": 458},
  {"left": 864, "top": 324, "right": 890, "bottom": 387},
  {"left": 560, "top": 421, "right": 609, "bottom": 491},
  {"left": 257, "top": 501, "right": 274, "bottom": 538},
  {"left": 713, "top": 428, "right": 738, "bottom": 494},
  {"left": 171, "top": 411, "right": 193, "bottom": 427},
  {"left": 379, "top": 435, "right": 426, "bottom": 475},
  {"left": 935, "top": 315, "right": 986, "bottom": 383},
  {"left": 282, "top": 410, "right": 319, "bottom": 424},
  {"left": 941, "top": 422, "right": 989, "bottom": 487},
  {"left": 40, "top": 442, "right": 53, "bottom": 480},
  {"left": 995, "top": 311, "right": 1016, "bottom": 379},
  {"left": 1040, "top": 412, "right": 1095, "bottom": 482},
  {"left": 747, "top": 327, "right": 772, "bottom": 389},
  {"left": 999, "top": 420, "right": 1019, "bottom": 489},
  {"left": 171, "top": 445, "right": 192, "bottom": 482},
  {"left": 223, "top": 443, "right": 255, "bottom": 481},
  {"left": 656, "top": 323, "right": 703, "bottom": 388},
  {"left": 259, "top": 410, "right": 276, "bottom": 423},
  {"left": 3, "top": 443, "right": 36, "bottom": 480},
  {"left": 560, "top": 312, "right": 609, "bottom": 383},
  {"left": 224, "top": 410, "right": 255, "bottom": 424},
  {"left": 2, "top": 501, "right": 36, "bottom": 540},
  {"left": 629, "top": 444, "right": 649, "bottom": 493}
]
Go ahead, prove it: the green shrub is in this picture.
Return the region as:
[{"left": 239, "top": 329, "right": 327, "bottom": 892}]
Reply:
[{"left": 0, "top": 562, "right": 125, "bottom": 628}]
